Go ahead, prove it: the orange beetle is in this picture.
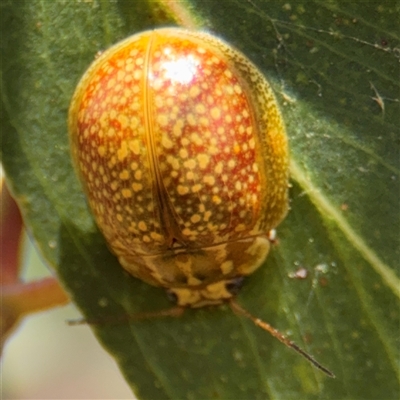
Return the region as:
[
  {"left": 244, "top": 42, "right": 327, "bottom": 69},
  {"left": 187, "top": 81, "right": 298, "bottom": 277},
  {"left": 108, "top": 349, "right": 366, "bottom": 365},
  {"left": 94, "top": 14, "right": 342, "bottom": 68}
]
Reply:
[{"left": 69, "top": 28, "right": 333, "bottom": 377}]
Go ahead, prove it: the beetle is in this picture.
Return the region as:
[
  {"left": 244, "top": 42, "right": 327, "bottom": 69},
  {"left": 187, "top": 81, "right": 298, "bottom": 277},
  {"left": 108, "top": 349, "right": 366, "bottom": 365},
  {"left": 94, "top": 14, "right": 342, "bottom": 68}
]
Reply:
[{"left": 68, "top": 27, "right": 333, "bottom": 377}]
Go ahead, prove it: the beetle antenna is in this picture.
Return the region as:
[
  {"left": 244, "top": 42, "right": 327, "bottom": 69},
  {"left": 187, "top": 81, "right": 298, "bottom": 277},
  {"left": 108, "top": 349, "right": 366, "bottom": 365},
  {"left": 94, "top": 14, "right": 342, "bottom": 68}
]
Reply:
[
  {"left": 67, "top": 306, "right": 185, "bottom": 326},
  {"left": 229, "top": 299, "right": 335, "bottom": 378}
]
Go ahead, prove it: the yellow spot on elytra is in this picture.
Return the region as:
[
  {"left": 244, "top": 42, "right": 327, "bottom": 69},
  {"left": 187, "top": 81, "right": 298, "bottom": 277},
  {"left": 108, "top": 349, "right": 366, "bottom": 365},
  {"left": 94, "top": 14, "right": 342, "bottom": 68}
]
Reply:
[
  {"left": 190, "top": 214, "right": 201, "bottom": 223},
  {"left": 119, "top": 170, "right": 129, "bottom": 180},
  {"left": 182, "top": 228, "right": 193, "bottom": 236},
  {"left": 134, "top": 170, "right": 142, "bottom": 180},
  {"left": 199, "top": 117, "right": 209, "bottom": 127},
  {"left": 196, "top": 104, "right": 206, "bottom": 114},
  {"left": 111, "top": 181, "right": 119, "bottom": 191},
  {"left": 150, "top": 232, "right": 163, "bottom": 241},
  {"left": 207, "top": 222, "right": 218, "bottom": 232},
  {"left": 173, "top": 120, "right": 184, "bottom": 136},
  {"left": 234, "top": 85, "right": 242, "bottom": 94},
  {"left": 129, "top": 48, "right": 138, "bottom": 57},
  {"left": 184, "top": 159, "right": 196, "bottom": 169},
  {"left": 187, "top": 113, "right": 196, "bottom": 125},
  {"left": 191, "top": 133, "right": 203, "bottom": 145},
  {"left": 177, "top": 185, "right": 189, "bottom": 195},
  {"left": 117, "top": 141, "right": 128, "bottom": 161},
  {"left": 107, "top": 78, "right": 116, "bottom": 90},
  {"left": 98, "top": 146, "right": 106, "bottom": 156},
  {"left": 109, "top": 110, "right": 117, "bottom": 120},
  {"left": 228, "top": 159, "right": 236, "bottom": 169},
  {"left": 138, "top": 221, "right": 147, "bottom": 231},
  {"left": 209, "top": 145, "right": 218, "bottom": 155},
  {"left": 212, "top": 195, "right": 222, "bottom": 204},
  {"left": 226, "top": 85, "right": 234, "bottom": 95},
  {"left": 179, "top": 148, "right": 188, "bottom": 158},
  {"left": 249, "top": 138, "right": 255, "bottom": 149},
  {"left": 190, "top": 86, "right": 200, "bottom": 97},
  {"left": 167, "top": 155, "right": 180, "bottom": 170},
  {"left": 162, "top": 135, "right": 173, "bottom": 149},
  {"left": 131, "top": 117, "right": 139, "bottom": 128},
  {"left": 215, "top": 162, "right": 223, "bottom": 174},
  {"left": 211, "top": 107, "right": 221, "bottom": 119},
  {"left": 181, "top": 139, "right": 189, "bottom": 148},
  {"left": 122, "top": 188, "right": 132, "bottom": 198},
  {"left": 204, "top": 210, "right": 212, "bottom": 221},
  {"left": 197, "top": 154, "right": 210, "bottom": 169},
  {"left": 186, "top": 171, "right": 194, "bottom": 180},
  {"left": 192, "top": 184, "right": 202, "bottom": 193},
  {"left": 203, "top": 175, "right": 215, "bottom": 185},
  {"left": 118, "top": 114, "right": 129, "bottom": 128},
  {"left": 129, "top": 139, "right": 140, "bottom": 155},
  {"left": 132, "top": 182, "right": 143, "bottom": 192},
  {"left": 155, "top": 95, "right": 163, "bottom": 108},
  {"left": 224, "top": 69, "right": 233, "bottom": 78},
  {"left": 158, "top": 115, "right": 168, "bottom": 126}
]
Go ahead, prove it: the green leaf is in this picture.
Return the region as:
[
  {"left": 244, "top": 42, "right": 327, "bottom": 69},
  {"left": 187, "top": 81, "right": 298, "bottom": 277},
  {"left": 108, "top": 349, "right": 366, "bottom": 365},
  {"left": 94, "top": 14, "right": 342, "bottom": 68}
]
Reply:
[{"left": 1, "top": 0, "right": 399, "bottom": 399}]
